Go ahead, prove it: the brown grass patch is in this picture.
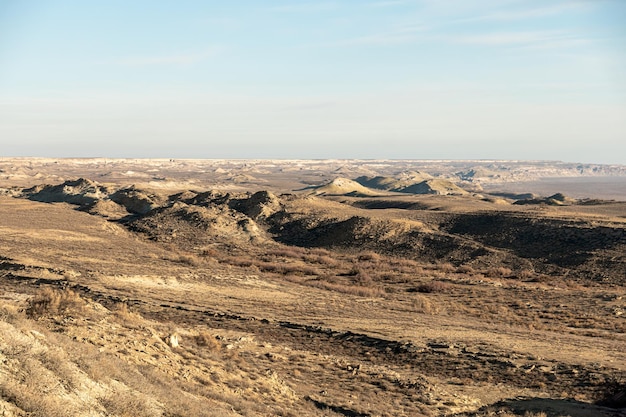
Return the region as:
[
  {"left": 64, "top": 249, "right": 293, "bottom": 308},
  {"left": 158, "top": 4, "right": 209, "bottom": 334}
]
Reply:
[
  {"left": 436, "top": 262, "right": 456, "bottom": 273},
  {"left": 266, "top": 247, "right": 308, "bottom": 258},
  {"left": 456, "top": 265, "right": 475, "bottom": 274},
  {"left": 411, "top": 295, "right": 441, "bottom": 314},
  {"left": 515, "top": 269, "right": 535, "bottom": 280},
  {"left": 358, "top": 251, "right": 381, "bottom": 262},
  {"left": 308, "top": 279, "right": 385, "bottom": 297},
  {"left": 416, "top": 280, "right": 450, "bottom": 294},
  {"left": 110, "top": 302, "right": 144, "bottom": 325},
  {"left": 25, "top": 287, "right": 86, "bottom": 319},
  {"left": 100, "top": 390, "right": 154, "bottom": 417},
  {"left": 485, "top": 267, "right": 513, "bottom": 278},
  {"left": 194, "top": 331, "right": 222, "bottom": 352}
]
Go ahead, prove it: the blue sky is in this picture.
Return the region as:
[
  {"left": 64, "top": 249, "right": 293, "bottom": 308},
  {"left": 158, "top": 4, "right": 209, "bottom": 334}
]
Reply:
[{"left": 1, "top": 0, "right": 625, "bottom": 162}]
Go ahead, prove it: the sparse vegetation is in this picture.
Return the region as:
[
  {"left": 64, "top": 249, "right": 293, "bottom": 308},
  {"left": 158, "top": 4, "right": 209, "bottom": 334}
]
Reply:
[
  {"left": 1, "top": 160, "right": 625, "bottom": 417},
  {"left": 194, "top": 330, "right": 222, "bottom": 352},
  {"left": 485, "top": 267, "right": 513, "bottom": 278},
  {"left": 411, "top": 294, "right": 441, "bottom": 314},
  {"left": 308, "top": 279, "right": 386, "bottom": 297},
  {"left": 25, "top": 287, "right": 86, "bottom": 319},
  {"left": 416, "top": 280, "right": 450, "bottom": 294}
]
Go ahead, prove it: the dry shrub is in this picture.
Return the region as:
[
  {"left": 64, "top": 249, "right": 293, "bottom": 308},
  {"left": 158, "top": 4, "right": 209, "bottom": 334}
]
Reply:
[
  {"left": 76, "top": 350, "right": 122, "bottom": 382},
  {"left": 516, "top": 269, "right": 535, "bottom": 280},
  {"left": 266, "top": 247, "right": 307, "bottom": 258},
  {"left": 345, "top": 266, "right": 361, "bottom": 276},
  {"left": 257, "top": 261, "right": 319, "bottom": 276},
  {"left": 303, "top": 254, "right": 340, "bottom": 267},
  {"left": 25, "top": 287, "right": 85, "bottom": 319},
  {"left": 387, "top": 260, "right": 426, "bottom": 275},
  {"left": 358, "top": 251, "right": 381, "bottom": 262},
  {"left": 224, "top": 256, "right": 255, "bottom": 267},
  {"left": 0, "top": 339, "right": 92, "bottom": 417},
  {"left": 411, "top": 295, "right": 440, "bottom": 314},
  {"left": 111, "top": 302, "right": 143, "bottom": 325},
  {"left": 177, "top": 254, "right": 201, "bottom": 267},
  {"left": 194, "top": 331, "right": 222, "bottom": 352},
  {"left": 0, "top": 302, "right": 22, "bottom": 323},
  {"left": 316, "top": 274, "right": 342, "bottom": 284},
  {"left": 308, "top": 280, "right": 385, "bottom": 297},
  {"left": 485, "top": 303, "right": 513, "bottom": 318},
  {"left": 437, "top": 262, "right": 456, "bottom": 273},
  {"left": 100, "top": 390, "right": 155, "bottom": 417},
  {"left": 282, "top": 274, "right": 307, "bottom": 284},
  {"left": 254, "top": 261, "right": 284, "bottom": 273},
  {"left": 527, "top": 319, "right": 545, "bottom": 331},
  {"left": 351, "top": 269, "right": 375, "bottom": 286},
  {"left": 456, "top": 265, "right": 475, "bottom": 274},
  {"left": 199, "top": 247, "right": 219, "bottom": 257},
  {"left": 309, "top": 248, "right": 331, "bottom": 256},
  {"left": 37, "top": 348, "right": 82, "bottom": 390},
  {"left": 485, "top": 267, "right": 513, "bottom": 278},
  {"left": 299, "top": 265, "right": 320, "bottom": 276},
  {"left": 416, "top": 281, "right": 449, "bottom": 294},
  {"left": 564, "top": 280, "right": 585, "bottom": 290},
  {"left": 0, "top": 382, "right": 75, "bottom": 417},
  {"left": 391, "top": 258, "right": 420, "bottom": 268},
  {"left": 162, "top": 252, "right": 202, "bottom": 267}
]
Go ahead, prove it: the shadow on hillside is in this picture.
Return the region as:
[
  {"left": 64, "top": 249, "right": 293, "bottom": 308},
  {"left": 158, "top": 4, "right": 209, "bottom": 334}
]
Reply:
[{"left": 454, "top": 397, "right": 624, "bottom": 417}]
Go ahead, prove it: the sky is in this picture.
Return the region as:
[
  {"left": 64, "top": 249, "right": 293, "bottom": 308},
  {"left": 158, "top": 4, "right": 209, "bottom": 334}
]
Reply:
[{"left": 0, "top": 0, "right": 625, "bottom": 163}]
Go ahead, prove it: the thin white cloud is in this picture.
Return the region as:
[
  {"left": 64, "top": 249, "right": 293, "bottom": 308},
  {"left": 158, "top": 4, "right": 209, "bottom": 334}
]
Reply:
[
  {"left": 453, "top": 30, "right": 587, "bottom": 47},
  {"left": 520, "top": 37, "right": 593, "bottom": 50},
  {"left": 367, "top": 0, "right": 413, "bottom": 7},
  {"left": 196, "top": 17, "right": 241, "bottom": 30},
  {"left": 306, "top": 2, "right": 589, "bottom": 49},
  {"left": 411, "top": 0, "right": 528, "bottom": 16},
  {"left": 332, "top": 32, "right": 419, "bottom": 46},
  {"left": 396, "top": 23, "right": 431, "bottom": 34},
  {"left": 114, "top": 46, "right": 223, "bottom": 67},
  {"left": 319, "top": 27, "right": 584, "bottom": 49},
  {"left": 458, "top": 1, "right": 589, "bottom": 22},
  {"left": 316, "top": 23, "right": 430, "bottom": 47},
  {"left": 271, "top": 2, "right": 338, "bottom": 13}
]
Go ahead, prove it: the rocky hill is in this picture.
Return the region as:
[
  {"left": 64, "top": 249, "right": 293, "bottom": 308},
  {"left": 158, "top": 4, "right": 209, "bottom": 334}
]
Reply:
[{"left": 17, "top": 178, "right": 626, "bottom": 285}]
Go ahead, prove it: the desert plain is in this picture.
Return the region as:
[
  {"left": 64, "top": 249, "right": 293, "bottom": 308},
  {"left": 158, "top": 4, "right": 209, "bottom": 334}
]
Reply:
[{"left": 0, "top": 158, "right": 625, "bottom": 417}]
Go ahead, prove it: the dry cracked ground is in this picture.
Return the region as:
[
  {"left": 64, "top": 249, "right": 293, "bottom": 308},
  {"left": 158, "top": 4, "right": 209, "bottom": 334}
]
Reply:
[{"left": 0, "top": 162, "right": 625, "bottom": 417}]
